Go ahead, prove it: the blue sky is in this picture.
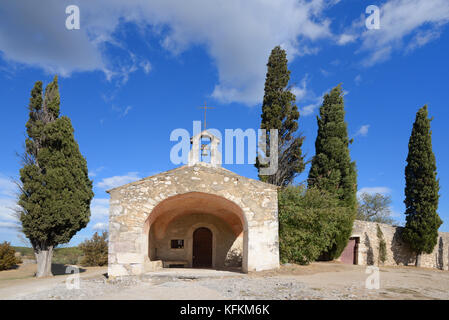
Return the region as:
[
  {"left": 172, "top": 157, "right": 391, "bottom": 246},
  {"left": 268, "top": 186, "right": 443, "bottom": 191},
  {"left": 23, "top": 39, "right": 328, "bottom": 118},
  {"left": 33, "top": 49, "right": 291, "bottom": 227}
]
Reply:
[{"left": 0, "top": 0, "right": 448, "bottom": 246}]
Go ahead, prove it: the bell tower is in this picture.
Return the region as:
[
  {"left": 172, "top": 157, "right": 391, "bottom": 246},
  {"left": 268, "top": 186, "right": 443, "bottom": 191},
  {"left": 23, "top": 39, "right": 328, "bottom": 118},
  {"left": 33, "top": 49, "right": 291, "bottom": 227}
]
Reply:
[
  {"left": 188, "top": 130, "right": 221, "bottom": 167},
  {"left": 188, "top": 102, "right": 221, "bottom": 166}
]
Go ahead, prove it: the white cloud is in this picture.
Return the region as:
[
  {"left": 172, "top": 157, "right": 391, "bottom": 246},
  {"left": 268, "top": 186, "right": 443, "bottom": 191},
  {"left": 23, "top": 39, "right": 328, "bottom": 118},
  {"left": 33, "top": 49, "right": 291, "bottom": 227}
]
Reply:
[
  {"left": 359, "top": 0, "right": 449, "bottom": 66},
  {"left": 320, "top": 68, "right": 331, "bottom": 77},
  {"left": 123, "top": 106, "right": 132, "bottom": 116},
  {"left": 298, "top": 86, "right": 331, "bottom": 117},
  {"left": 0, "top": 222, "right": 18, "bottom": 229},
  {"left": 90, "top": 198, "right": 109, "bottom": 219},
  {"left": 0, "top": 176, "right": 19, "bottom": 231},
  {"left": 300, "top": 101, "right": 321, "bottom": 116},
  {"left": 357, "top": 187, "right": 392, "bottom": 197},
  {"left": 112, "top": 105, "right": 133, "bottom": 118},
  {"left": 337, "top": 33, "right": 356, "bottom": 45},
  {"left": 97, "top": 172, "right": 141, "bottom": 190},
  {"left": 93, "top": 222, "right": 108, "bottom": 230},
  {"left": 335, "top": 0, "right": 449, "bottom": 66},
  {"left": 0, "top": 0, "right": 336, "bottom": 105},
  {"left": 140, "top": 60, "right": 152, "bottom": 74},
  {"left": 0, "top": 176, "right": 17, "bottom": 197},
  {"left": 88, "top": 166, "right": 106, "bottom": 178},
  {"left": 0, "top": 174, "right": 20, "bottom": 233},
  {"left": 406, "top": 29, "right": 442, "bottom": 53},
  {"left": 291, "top": 75, "right": 309, "bottom": 101},
  {"left": 354, "top": 74, "right": 362, "bottom": 85},
  {"left": 0, "top": 198, "right": 19, "bottom": 222},
  {"left": 0, "top": 2, "right": 103, "bottom": 76},
  {"left": 355, "top": 124, "right": 370, "bottom": 137}
]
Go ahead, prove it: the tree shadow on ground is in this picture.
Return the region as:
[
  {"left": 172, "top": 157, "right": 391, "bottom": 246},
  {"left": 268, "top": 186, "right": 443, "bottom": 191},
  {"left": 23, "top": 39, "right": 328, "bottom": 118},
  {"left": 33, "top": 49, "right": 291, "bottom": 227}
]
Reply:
[{"left": 51, "top": 264, "right": 86, "bottom": 275}]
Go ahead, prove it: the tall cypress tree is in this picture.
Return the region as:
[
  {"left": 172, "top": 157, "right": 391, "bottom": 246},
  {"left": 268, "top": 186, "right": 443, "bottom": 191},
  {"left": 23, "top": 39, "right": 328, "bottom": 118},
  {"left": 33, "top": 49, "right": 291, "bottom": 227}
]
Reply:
[
  {"left": 402, "top": 105, "right": 441, "bottom": 266},
  {"left": 307, "top": 85, "right": 357, "bottom": 260},
  {"left": 255, "top": 46, "right": 305, "bottom": 186},
  {"left": 18, "top": 76, "right": 94, "bottom": 277}
]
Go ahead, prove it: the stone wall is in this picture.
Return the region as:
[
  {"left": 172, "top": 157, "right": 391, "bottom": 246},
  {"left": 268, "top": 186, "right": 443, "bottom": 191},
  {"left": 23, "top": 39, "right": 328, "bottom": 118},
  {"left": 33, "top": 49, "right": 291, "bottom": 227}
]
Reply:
[
  {"left": 351, "top": 220, "right": 449, "bottom": 270},
  {"left": 151, "top": 213, "right": 242, "bottom": 268},
  {"left": 108, "top": 162, "right": 280, "bottom": 277}
]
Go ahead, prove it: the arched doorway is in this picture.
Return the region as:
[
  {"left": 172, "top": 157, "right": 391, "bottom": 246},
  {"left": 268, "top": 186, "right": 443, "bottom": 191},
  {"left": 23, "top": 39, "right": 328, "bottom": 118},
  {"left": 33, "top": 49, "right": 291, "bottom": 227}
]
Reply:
[
  {"left": 144, "top": 192, "right": 248, "bottom": 271},
  {"left": 192, "top": 227, "right": 213, "bottom": 268}
]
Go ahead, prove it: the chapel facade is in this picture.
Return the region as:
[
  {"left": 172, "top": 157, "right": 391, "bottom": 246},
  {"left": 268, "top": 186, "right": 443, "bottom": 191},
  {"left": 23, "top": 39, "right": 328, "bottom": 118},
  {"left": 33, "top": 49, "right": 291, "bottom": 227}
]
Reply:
[{"left": 107, "top": 130, "right": 280, "bottom": 277}]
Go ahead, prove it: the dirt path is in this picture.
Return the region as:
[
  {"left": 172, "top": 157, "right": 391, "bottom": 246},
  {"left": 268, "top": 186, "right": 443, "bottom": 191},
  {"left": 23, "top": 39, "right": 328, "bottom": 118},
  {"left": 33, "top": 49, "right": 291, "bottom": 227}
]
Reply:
[
  {"left": 2, "top": 262, "right": 449, "bottom": 300},
  {"left": 0, "top": 264, "right": 106, "bottom": 299}
]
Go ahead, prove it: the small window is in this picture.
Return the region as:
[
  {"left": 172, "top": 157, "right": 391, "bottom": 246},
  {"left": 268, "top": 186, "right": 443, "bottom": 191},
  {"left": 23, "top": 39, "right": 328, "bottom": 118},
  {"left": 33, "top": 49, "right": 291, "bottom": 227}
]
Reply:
[{"left": 171, "top": 239, "right": 184, "bottom": 249}]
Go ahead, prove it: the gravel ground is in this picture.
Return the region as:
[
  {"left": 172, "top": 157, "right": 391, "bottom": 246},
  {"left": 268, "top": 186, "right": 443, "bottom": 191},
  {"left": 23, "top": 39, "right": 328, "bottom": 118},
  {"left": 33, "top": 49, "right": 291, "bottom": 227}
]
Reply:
[{"left": 4, "top": 262, "right": 449, "bottom": 300}]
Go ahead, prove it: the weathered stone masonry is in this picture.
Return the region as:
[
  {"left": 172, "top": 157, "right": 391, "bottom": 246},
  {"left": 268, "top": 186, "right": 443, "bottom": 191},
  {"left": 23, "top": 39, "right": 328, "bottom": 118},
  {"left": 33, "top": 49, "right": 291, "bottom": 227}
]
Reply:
[
  {"left": 107, "top": 162, "right": 280, "bottom": 277},
  {"left": 350, "top": 220, "right": 449, "bottom": 270}
]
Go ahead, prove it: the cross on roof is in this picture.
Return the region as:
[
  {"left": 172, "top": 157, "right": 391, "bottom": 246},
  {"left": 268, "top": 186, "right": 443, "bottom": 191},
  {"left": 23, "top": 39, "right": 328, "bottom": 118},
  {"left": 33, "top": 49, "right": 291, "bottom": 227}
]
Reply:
[{"left": 198, "top": 102, "right": 215, "bottom": 131}]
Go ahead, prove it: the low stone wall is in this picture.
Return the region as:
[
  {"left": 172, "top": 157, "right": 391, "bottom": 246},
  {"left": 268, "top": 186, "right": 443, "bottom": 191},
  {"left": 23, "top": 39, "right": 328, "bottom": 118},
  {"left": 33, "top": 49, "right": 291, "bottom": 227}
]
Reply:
[{"left": 351, "top": 220, "right": 449, "bottom": 270}]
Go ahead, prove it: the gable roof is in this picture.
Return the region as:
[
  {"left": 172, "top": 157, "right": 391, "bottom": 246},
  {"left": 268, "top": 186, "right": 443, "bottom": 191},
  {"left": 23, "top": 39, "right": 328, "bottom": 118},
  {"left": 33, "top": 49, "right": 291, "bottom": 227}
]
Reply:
[{"left": 106, "top": 162, "right": 278, "bottom": 193}]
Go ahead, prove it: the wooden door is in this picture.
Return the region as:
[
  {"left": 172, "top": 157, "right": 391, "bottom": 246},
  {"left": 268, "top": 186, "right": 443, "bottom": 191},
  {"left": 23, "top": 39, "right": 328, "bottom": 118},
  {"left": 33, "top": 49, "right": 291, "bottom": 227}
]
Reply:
[
  {"left": 341, "top": 238, "right": 357, "bottom": 264},
  {"left": 193, "top": 227, "right": 212, "bottom": 268}
]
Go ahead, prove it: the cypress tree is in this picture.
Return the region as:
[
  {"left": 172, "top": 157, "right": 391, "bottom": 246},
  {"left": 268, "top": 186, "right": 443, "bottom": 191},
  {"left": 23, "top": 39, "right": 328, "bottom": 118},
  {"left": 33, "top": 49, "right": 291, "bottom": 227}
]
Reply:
[
  {"left": 18, "top": 76, "right": 94, "bottom": 277},
  {"left": 307, "top": 85, "right": 357, "bottom": 260},
  {"left": 255, "top": 46, "right": 305, "bottom": 186},
  {"left": 402, "top": 105, "right": 441, "bottom": 266}
]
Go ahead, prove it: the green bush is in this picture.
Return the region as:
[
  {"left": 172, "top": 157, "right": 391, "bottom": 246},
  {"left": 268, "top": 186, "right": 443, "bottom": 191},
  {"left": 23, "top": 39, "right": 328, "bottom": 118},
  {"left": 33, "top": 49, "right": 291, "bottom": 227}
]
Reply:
[
  {"left": 12, "top": 246, "right": 34, "bottom": 258},
  {"left": 53, "top": 247, "right": 83, "bottom": 265},
  {"left": 79, "top": 231, "right": 108, "bottom": 267},
  {"left": 0, "top": 242, "right": 22, "bottom": 271},
  {"left": 279, "top": 186, "right": 351, "bottom": 265}
]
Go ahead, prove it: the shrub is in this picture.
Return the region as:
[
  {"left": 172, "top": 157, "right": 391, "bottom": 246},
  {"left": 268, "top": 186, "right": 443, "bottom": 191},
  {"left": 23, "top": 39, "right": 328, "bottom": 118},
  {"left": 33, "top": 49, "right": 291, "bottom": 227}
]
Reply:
[
  {"left": 279, "top": 186, "right": 351, "bottom": 265},
  {"left": 0, "top": 242, "right": 22, "bottom": 271},
  {"left": 79, "top": 231, "right": 108, "bottom": 267},
  {"left": 53, "top": 247, "right": 83, "bottom": 265},
  {"left": 377, "top": 224, "right": 387, "bottom": 265}
]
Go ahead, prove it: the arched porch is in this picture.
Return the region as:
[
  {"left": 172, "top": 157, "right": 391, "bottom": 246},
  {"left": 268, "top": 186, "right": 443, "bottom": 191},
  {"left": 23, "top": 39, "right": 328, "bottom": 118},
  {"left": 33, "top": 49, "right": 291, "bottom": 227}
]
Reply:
[{"left": 143, "top": 192, "right": 248, "bottom": 272}]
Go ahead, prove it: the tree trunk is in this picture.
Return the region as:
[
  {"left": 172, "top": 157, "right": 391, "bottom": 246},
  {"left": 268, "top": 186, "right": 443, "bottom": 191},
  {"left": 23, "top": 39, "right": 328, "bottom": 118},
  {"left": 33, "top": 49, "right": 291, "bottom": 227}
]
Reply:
[
  {"left": 415, "top": 253, "right": 421, "bottom": 267},
  {"left": 35, "top": 246, "right": 53, "bottom": 278}
]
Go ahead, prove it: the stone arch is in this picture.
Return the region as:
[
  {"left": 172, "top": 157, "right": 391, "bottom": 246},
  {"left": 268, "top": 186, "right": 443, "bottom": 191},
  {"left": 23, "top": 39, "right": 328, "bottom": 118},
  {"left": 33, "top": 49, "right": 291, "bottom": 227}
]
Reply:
[{"left": 143, "top": 191, "right": 248, "bottom": 271}]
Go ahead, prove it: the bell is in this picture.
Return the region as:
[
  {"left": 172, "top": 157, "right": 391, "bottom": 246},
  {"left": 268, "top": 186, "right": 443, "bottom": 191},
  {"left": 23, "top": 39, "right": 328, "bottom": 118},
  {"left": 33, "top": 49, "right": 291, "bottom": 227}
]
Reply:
[{"left": 201, "top": 144, "right": 209, "bottom": 157}]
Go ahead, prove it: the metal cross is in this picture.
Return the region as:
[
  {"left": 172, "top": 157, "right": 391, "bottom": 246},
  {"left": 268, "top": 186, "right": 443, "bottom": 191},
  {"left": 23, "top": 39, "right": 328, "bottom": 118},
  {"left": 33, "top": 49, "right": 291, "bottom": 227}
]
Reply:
[{"left": 198, "top": 102, "right": 215, "bottom": 131}]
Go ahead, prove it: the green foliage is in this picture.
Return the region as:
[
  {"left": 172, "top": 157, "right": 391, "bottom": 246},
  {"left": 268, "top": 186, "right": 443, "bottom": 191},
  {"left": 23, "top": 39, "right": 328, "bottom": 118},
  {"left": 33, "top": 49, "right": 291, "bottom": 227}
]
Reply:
[
  {"left": 12, "top": 246, "right": 34, "bottom": 257},
  {"left": 0, "top": 242, "right": 22, "bottom": 271},
  {"left": 278, "top": 186, "right": 352, "bottom": 265},
  {"left": 357, "top": 192, "right": 394, "bottom": 225},
  {"left": 376, "top": 224, "right": 387, "bottom": 265},
  {"left": 53, "top": 247, "right": 84, "bottom": 265},
  {"left": 403, "top": 105, "right": 442, "bottom": 255},
  {"left": 13, "top": 246, "right": 84, "bottom": 265},
  {"left": 18, "top": 76, "right": 94, "bottom": 254},
  {"left": 255, "top": 46, "right": 305, "bottom": 186},
  {"left": 307, "top": 85, "right": 357, "bottom": 259},
  {"left": 79, "top": 231, "right": 108, "bottom": 267}
]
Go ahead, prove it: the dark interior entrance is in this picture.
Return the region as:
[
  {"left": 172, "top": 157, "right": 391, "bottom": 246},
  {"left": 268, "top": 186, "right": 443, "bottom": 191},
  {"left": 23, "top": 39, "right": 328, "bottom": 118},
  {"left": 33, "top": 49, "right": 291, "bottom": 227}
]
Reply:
[{"left": 192, "top": 227, "right": 213, "bottom": 268}]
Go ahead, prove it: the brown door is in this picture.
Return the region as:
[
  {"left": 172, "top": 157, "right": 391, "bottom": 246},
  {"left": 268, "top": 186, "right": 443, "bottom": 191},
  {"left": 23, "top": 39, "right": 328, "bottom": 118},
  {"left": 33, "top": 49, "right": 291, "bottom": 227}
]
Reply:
[
  {"left": 341, "top": 238, "right": 357, "bottom": 264},
  {"left": 193, "top": 227, "right": 213, "bottom": 268}
]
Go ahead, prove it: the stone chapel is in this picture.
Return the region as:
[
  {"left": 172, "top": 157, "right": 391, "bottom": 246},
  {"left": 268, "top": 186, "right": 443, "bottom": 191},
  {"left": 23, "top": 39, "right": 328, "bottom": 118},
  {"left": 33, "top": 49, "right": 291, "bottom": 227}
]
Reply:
[{"left": 107, "top": 130, "right": 280, "bottom": 277}]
